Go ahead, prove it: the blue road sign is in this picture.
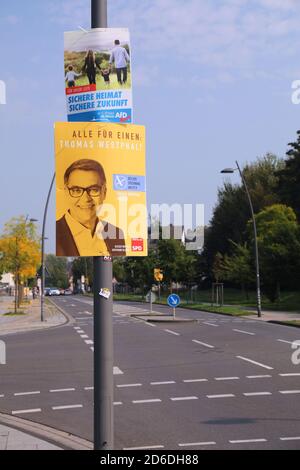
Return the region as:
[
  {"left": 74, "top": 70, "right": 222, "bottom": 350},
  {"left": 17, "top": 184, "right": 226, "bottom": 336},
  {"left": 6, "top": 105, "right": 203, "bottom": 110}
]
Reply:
[{"left": 167, "top": 294, "right": 180, "bottom": 308}]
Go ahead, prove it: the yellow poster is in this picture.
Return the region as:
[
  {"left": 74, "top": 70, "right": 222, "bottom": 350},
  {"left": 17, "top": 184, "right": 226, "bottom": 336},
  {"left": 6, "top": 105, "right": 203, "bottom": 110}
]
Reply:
[{"left": 55, "top": 122, "right": 147, "bottom": 257}]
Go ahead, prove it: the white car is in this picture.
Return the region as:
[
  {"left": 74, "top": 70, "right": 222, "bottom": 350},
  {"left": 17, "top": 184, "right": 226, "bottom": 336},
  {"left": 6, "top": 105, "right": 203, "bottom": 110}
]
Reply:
[{"left": 48, "top": 288, "right": 60, "bottom": 296}]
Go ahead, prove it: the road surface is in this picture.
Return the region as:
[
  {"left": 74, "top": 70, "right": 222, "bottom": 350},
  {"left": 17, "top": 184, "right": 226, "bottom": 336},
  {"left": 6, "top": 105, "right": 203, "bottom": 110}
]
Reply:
[{"left": 0, "top": 296, "right": 300, "bottom": 450}]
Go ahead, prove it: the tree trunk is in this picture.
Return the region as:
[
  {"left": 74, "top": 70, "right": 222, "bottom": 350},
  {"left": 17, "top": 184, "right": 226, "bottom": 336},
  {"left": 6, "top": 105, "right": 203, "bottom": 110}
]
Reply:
[
  {"left": 14, "top": 273, "right": 17, "bottom": 314},
  {"left": 276, "top": 282, "right": 281, "bottom": 302}
]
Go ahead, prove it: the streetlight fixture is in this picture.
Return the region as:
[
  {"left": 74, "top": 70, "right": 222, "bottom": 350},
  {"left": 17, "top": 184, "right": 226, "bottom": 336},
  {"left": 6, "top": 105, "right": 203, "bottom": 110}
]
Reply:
[{"left": 221, "top": 160, "right": 262, "bottom": 318}]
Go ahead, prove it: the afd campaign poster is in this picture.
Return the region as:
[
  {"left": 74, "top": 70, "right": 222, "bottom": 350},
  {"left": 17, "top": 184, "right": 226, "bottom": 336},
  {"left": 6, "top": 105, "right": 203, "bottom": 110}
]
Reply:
[
  {"left": 55, "top": 122, "right": 147, "bottom": 257},
  {"left": 64, "top": 28, "right": 133, "bottom": 123}
]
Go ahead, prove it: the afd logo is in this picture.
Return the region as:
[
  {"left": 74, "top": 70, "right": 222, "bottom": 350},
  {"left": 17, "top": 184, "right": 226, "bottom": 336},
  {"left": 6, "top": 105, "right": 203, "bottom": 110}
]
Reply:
[
  {"left": 291, "top": 340, "right": 300, "bottom": 365},
  {"left": 0, "top": 340, "right": 6, "bottom": 365},
  {"left": 0, "top": 80, "right": 6, "bottom": 104}
]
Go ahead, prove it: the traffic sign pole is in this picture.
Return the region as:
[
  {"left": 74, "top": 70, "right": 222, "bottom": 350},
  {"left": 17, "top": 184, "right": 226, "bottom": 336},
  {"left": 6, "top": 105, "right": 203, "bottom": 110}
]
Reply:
[{"left": 92, "top": 0, "right": 114, "bottom": 451}]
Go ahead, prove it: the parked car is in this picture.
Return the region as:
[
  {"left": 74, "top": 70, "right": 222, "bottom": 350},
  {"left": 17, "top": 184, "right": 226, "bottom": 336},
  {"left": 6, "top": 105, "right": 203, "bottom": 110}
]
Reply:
[
  {"left": 64, "top": 289, "right": 73, "bottom": 295},
  {"left": 48, "top": 287, "right": 60, "bottom": 296},
  {"left": 45, "top": 287, "right": 51, "bottom": 296}
]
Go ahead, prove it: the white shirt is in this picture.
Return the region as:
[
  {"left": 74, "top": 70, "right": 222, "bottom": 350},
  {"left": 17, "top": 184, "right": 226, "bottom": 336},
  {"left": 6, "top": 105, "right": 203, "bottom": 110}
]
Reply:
[
  {"left": 109, "top": 46, "right": 130, "bottom": 68},
  {"left": 65, "top": 71, "right": 80, "bottom": 82},
  {"left": 65, "top": 212, "right": 109, "bottom": 256}
]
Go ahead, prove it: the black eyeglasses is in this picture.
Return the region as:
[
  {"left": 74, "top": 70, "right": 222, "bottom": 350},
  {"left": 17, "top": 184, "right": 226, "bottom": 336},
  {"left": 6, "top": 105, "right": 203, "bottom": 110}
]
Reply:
[{"left": 67, "top": 185, "right": 103, "bottom": 198}]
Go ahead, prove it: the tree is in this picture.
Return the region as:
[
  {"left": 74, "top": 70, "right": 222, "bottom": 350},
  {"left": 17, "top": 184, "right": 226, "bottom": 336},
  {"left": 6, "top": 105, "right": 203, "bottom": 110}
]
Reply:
[
  {"left": 276, "top": 131, "right": 300, "bottom": 220},
  {"left": 0, "top": 216, "right": 40, "bottom": 312},
  {"left": 71, "top": 257, "right": 93, "bottom": 290},
  {"left": 221, "top": 242, "right": 254, "bottom": 297},
  {"left": 157, "top": 239, "right": 186, "bottom": 291},
  {"left": 252, "top": 204, "right": 300, "bottom": 302},
  {"left": 45, "top": 254, "right": 69, "bottom": 289},
  {"left": 205, "top": 153, "right": 283, "bottom": 278}
]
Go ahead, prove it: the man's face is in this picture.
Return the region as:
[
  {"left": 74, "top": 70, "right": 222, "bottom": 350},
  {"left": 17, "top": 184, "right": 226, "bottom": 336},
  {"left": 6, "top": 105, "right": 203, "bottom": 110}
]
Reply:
[{"left": 66, "top": 169, "right": 106, "bottom": 227}]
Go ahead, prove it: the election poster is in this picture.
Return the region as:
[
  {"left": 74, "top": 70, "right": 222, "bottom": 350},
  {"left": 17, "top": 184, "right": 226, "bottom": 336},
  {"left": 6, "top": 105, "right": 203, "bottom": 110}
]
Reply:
[
  {"left": 64, "top": 28, "right": 132, "bottom": 123},
  {"left": 55, "top": 122, "right": 147, "bottom": 257}
]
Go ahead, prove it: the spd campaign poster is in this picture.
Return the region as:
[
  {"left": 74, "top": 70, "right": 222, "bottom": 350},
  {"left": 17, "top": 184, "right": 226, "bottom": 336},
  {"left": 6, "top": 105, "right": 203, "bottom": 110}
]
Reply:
[
  {"left": 55, "top": 122, "right": 147, "bottom": 258},
  {"left": 64, "top": 28, "right": 133, "bottom": 123}
]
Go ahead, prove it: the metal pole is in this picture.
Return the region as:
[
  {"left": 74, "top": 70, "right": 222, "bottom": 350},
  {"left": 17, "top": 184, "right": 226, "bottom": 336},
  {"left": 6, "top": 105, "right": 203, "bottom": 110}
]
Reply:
[
  {"left": 41, "top": 173, "right": 55, "bottom": 322},
  {"left": 91, "top": 0, "right": 114, "bottom": 450},
  {"left": 236, "top": 161, "right": 262, "bottom": 318}
]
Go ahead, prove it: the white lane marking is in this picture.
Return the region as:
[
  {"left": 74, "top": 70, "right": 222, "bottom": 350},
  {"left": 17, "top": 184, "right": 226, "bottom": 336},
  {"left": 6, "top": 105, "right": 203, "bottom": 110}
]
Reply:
[
  {"left": 280, "top": 436, "right": 300, "bottom": 441},
  {"left": 90, "top": 347, "right": 94, "bottom": 352},
  {"left": 84, "top": 387, "right": 93, "bottom": 390},
  {"left": 0, "top": 395, "right": 4, "bottom": 398},
  {"left": 145, "top": 322, "right": 156, "bottom": 327},
  {"left": 243, "top": 392, "right": 272, "bottom": 396},
  {"left": 84, "top": 311, "right": 92, "bottom": 315},
  {"left": 150, "top": 381, "right": 176, "bottom": 386},
  {"left": 117, "top": 383, "right": 142, "bottom": 388},
  {"left": 80, "top": 335, "right": 89, "bottom": 338},
  {"left": 207, "top": 394, "right": 235, "bottom": 398},
  {"left": 164, "top": 329, "right": 180, "bottom": 336},
  {"left": 123, "top": 445, "right": 164, "bottom": 450},
  {"left": 178, "top": 441, "right": 216, "bottom": 447},
  {"left": 113, "top": 402, "right": 123, "bottom": 406},
  {"left": 247, "top": 375, "right": 272, "bottom": 379},
  {"left": 183, "top": 379, "right": 208, "bottom": 383},
  {"left": 76, "top": 330, "right": 85, "bottom": 334},
  {"left": 113, "top": 367, "right": 124, "bottom": 375},
  {"left": 277, "top": 339, "right": 294, "bottom": 345},
  {"left": 12, "top": 408, "right": 41, "bottom": 415},
  {"left": 132, "top": 399, "right": 162, "bottom": 404},
  {"left": 279, "top": 390, "right": 300, "bottom": 394},
  {"left": 214, "top": 377, "right": 239, "bottom": 381},
  {"left": 236, "top": 356, "right": 274, "bottom": 370},
  {"left": 85, "top": 340, "right": 94, "bottom": 344},
  {"left": 14, "top": 391, "right": 40, "bottom": 396},
  {"left": 203, "top": 322, "right": 219, "bottom": 327},
  {"left": 170, "top": 396, "right": 198, "bottom": 401},
  {"left": 279, "top": 373, "right": 300, "bottom": 377},
  {"left": 192, "top": 339, "right": 215, "bottom": 349},
  {"left": 52, "top": 404, "right": 83, "bottom": 410},
  {"left": 233, "top": 329, "right": 255, "bottom": 336},
  {"left": 74, "top": 327, "right": 81, "bottom": 330},
  {"left": 229, "top": 439, "right": 267, "bottom": 444},
  {"left": 50, "top": 388, "right": 75, "bottom": 393}
]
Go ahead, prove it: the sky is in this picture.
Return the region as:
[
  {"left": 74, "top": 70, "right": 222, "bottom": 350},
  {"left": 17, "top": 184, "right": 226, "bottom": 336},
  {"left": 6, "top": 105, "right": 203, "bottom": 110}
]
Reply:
[{"left": 1, "top": 0, "right": 300, "bottom": 253}]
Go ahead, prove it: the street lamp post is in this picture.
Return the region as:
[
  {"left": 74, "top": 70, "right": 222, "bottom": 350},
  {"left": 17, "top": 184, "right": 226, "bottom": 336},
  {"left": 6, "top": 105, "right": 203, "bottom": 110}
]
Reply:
[
  {"left": 221, "top": 161, "right": 262, "bottom": 318},
  {"left": 41, "top": 174, "right": 55, "bottom": 322},
  {"left": 91, "top": 0, "right": 114, "bottom": 451}
]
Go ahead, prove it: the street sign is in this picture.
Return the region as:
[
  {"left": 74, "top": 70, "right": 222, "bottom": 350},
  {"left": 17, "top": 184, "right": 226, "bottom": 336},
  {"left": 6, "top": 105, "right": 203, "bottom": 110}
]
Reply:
[
  {"left": 167, "top": 294, "right": 180, "bottom": 308},
  {"left": 146, "top": 291, "right": 156, "bottom": 303},
  {"left": 154, "top": 268, "right": 163, "bottom": 282}
]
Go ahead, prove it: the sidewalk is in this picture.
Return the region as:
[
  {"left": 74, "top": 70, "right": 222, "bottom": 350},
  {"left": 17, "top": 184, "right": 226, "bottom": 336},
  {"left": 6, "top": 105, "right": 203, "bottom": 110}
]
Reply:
[
  {"left": 0, "top": 412, "right": 92, "bottom": 450},
  {"left": 0, "top": 296, "right": 68, "bottom": 335},
  {"left": 247, "top": 309, "right": 300, "bottom": 323},
  {"left": 0, "top": 424, "right": 61, "bottom": 450}
]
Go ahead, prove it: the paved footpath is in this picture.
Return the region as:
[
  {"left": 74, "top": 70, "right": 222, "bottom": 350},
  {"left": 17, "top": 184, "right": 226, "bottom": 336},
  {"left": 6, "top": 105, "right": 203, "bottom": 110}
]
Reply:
[
  {"left": 0, "top": 423, "right": 61, "bottom": 450},
  {"left": 0, "top": 296, "right": 67, "bottom": 335}
]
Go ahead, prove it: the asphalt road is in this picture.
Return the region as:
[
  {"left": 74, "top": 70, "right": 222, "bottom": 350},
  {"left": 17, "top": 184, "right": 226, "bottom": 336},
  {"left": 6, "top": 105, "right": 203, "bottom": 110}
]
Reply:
[{"left": 1, "top": 296, "right": 300, "bottom": 450}]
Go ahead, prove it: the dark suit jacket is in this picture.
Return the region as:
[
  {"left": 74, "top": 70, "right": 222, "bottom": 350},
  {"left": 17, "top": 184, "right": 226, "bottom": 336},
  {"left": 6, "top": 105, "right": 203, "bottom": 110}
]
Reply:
[{"left": 56, "top": 215, "right": 126, "bottom": 257}]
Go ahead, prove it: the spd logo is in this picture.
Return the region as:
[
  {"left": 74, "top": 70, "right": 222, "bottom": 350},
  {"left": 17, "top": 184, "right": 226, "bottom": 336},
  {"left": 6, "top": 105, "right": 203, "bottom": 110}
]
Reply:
[{"left": 131, "top": 238, "right": 144, "bottom": 252}]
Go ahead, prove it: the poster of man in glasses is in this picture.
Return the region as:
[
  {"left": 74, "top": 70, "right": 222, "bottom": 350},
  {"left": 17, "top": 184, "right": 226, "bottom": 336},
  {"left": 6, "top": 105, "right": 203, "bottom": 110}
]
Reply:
[{"left": 55, "top": 122, "right": 147, "bottom": 258}]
